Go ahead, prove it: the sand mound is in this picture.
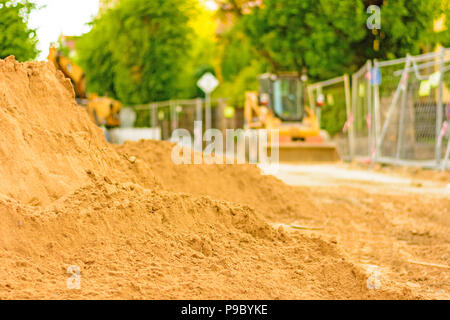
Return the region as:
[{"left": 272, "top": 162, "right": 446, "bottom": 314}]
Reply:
[
  {"left": 0, "top": 56, "right": 159, "bottom": 206},
  {"left": 0, "top": 57, "right": 412, "bottom": 299},
  {"left": 115, "top": 140, "right": 314, "bottom": 221},
  {"left": 0, "top": 175, "right": 406, "bottom": 299}
]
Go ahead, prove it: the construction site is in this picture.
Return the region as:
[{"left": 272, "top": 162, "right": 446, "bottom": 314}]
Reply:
[{"left": 0, "top": 0, "right": 449, "bottom": 302}]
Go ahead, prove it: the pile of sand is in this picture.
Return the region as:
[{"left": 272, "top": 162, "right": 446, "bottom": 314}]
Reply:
[
  {"left": 0, "top": 57, "right": 411, "bottom": 299},
  {"left": 0, "top": 56, "right": 159, "bottom": 206},
  {"left": 1, "top": 176, "right": 396, "bottom": 299},
  {"left": 115, "top": 140, "right": 317, "bottom": 222}
]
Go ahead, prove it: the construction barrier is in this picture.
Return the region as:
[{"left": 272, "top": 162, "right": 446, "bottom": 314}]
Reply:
[
  {"left": 127, "top": 49, "right": 450, "bottom": 170},
  {"left": 307, "top": 75, "right": 353, "bottom": 161},
  {"left": 130, "top": 98, "right": 244, "bottom": 141},
  {"left": 310, "top": 48, "right": 450, "bottom": 170}
]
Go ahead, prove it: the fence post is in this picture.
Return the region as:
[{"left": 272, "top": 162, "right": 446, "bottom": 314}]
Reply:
[
  {"left": 442, "top": 139, "right": 450, "bottom": 171},
  {"left": 205, "top": 94, "right": 212, "bottom": 131},
  {"left": 373, "top": 60, "right": 381, "bottom": 162},
  {"left": 377, "top": 56, "right": 411, "bottom": 156},
  {"left": 435, "top": 47, "right": 445, "bottom": 166},
  {"left": 396, "top": 55, "right": 411, "bottom": 162},
  {"left": 170, "top": 100, "right": 178, "bottom": 133},
  {"left": 316, "top": 87, "right": 322, "bottom": 126},
  {"left": 366, "top": 60, "right": 374, "bottom": 161},
  {"left": 196, "top": 97, "right": 203, "bottom": 122},
  {"left": 344, "top": 74, "right": 355, "bottom": 159},
  {"left": 151, "top": 103, "right": 157, "bottom": 128},
  {"left": 216, "top": 98, "right": 225, "bottom": 131},
  {"left": 351, "top": 71, "right": 358, "bottom": 157},
  {"left": 307, "top": 86, "right": 315, "bottom": 113}
]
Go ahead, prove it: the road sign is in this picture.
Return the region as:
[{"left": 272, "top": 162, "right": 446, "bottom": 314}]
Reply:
[
  {"left": 197, "top": 73, "right": 219, "bottom": 131},
  {"left": 197, "top": 72, "right": 219, "bottom": 94}
]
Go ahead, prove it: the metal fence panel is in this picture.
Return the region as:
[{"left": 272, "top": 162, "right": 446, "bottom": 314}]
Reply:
[
  {"left": 132, "top": 98, "right": 243, "bottom": 141},
  {"left": 128, "top": 50, "right": 450, "bottom": 170},
  {"left": 346, "top": 48, "right": 450, "bottom": 170},
  {"left": 375, "top": 49, "right": 450, "bottom": 168},
  {"left": 307, "top": 75, "right": 352, "bottom": 160},
  {"left": 351, "top": 61, "right": 373, "bottom": 160},
  {"left": 375, "top": 57, "right": 408, "bottom": 161}
]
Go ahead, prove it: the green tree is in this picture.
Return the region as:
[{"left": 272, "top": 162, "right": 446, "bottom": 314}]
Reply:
[
  {"left": 213, "top": 59, "right": 263, "bottom": 107},
  {"left": 178, "top": 2, "right": 218, "bottom": 99},
  {"left": 213, "top": 21, "right": 266, "bottom": 106},
  {"left": 215, "top": 0, "right": 258, "bottom": 17},
  {"left": 77, "top": 0, "right": 193, "bottom": 105},
  {"left": 242, "top": 0, "right": 450, "bottom": 80},
  {"left": 220, "top": 23, "right": 256, "bottom": 82},
  {"left": 242, "top": 0, "right": 367, "bottom": 80},
  {"left": 0, "top": 0, "right": 38, "bottom": 61},
  {"left": 355, "top": 0, "right": 450, "bottom": 64}
]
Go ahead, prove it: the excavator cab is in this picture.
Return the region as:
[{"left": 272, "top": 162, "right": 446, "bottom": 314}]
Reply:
[
  {"left": 258, "top": 73, "right": 304, "bottom": 122},
  {"left": 248, "top": 73, "right": 320, "bottom": 141},
  {"left": 244, "top": 73, "right": 340, "bottom": 162}
]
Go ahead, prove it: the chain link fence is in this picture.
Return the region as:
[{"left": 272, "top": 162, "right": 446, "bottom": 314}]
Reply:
[
  {"left": 307, "top": 75, "right": 353, "bottom": 160},
  {"left": 311, "top": 48, "right": 450, "bottom": 170},
  {"left": 442, "top": 66, "right": 450, "bottom": 170},
  {"left": 373, "top": 57, "right": 407, "bottom": 161},
  {"left": 376, "top": 49, "right": 450, "bottom": 169},
  {"left": 122, "top": 49, "right": 450, "bottom": 170},
  {"left": 351, "top": 60, "right": 374, "bottom": 160},
  {"left": 344, "top": 48, "right": 450, "bottom": 170},
  {"left": 132, "top": 98, "right": 244, "bottom": 141}
]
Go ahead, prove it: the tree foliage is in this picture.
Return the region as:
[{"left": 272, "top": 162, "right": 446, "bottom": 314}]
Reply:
[
  {"left": 0, "top": 0, "right": 38, "bottom": 61},
  {"left": 213, "top": 21, "right": 266, "bottom": 106},
  {"left": 76, "top": 0, "right": 449, "bottom": 113},
  {"left": 77, "top": 0, "right": 193, "bottom": 105},
  {"left": 355, "top": 0, "right": 450, "bottom": 64},
  {"left": 242, "top": 0, "right": 367, "bottom": 80},
  {"left": 242, "top": 0, "right": 450, "bottom": 80},
  {"left": 180, "top": 3, "right": 218, "bottom": 99}
]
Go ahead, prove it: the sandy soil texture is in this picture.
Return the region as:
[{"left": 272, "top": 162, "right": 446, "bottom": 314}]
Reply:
[
  {"left": 117, "top": 141, "right": 450, "bottom": 300},
  {"left": 273, "top": 164, "right": 450, "bottom": 300},
  {"left": 0, "top": 57, "right": 446, "bottom": 300}
]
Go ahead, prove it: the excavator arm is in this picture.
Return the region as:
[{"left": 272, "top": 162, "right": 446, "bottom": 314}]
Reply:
[
  {"left": 48, "top": 45, "right": 121, "bottom": 128},
  {"left": 48, "top": 46, "right": 86, "bottom": 99}
]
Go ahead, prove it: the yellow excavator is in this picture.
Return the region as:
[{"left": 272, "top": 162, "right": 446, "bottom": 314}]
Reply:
[
  {"left": 48, "top": 45, "right": 121, "bottom": 127},
  {"left": 245, "top": 73, "right": 340, "bottom": 162}
]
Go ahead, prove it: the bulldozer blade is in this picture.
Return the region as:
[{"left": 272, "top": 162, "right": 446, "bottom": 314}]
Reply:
[{"left": 268, "top": 142, "right": 341, "bottom": 163}]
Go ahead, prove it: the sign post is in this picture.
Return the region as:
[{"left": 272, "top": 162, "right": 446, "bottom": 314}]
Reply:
[{"left": 197, "top": 72, "right": 219, "bottom": 131}]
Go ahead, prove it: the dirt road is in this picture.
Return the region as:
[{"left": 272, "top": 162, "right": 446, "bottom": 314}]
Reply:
[{"left": 271, "top": 164, "right": 450, "bottom": 299}]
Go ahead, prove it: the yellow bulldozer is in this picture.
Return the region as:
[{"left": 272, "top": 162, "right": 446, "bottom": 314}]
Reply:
[
  {"left": 245, "top": 73, "right": 340, "bottom": 162},
  {"left": 48, "top": 45, "right": 121, "bottom": 128}
]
